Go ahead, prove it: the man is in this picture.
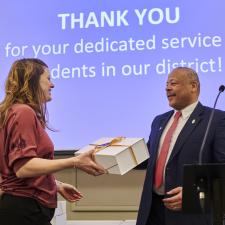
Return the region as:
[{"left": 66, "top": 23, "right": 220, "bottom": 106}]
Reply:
[{"left": 136, "top": 67, "right": 225, "bottom": 225}]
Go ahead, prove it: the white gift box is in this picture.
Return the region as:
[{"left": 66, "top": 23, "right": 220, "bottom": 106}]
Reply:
[{"left": 75, "top": 137, "right": 149, "bottom": 175}]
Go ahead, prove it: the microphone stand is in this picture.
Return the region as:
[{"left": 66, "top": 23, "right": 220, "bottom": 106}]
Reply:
[
  {"left": 197, "top": 85, "right": 225, "bottom": 214},
  {"left": 199, "top": 85, "right": 225, "bottom": 164},
  {"left": 182, "top": 85, "right": 225, "bottom": 225}
]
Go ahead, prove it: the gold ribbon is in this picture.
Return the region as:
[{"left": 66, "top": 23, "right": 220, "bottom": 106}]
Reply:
[{"left": 90, "top": 137, "right": 138, "bottom": 166}]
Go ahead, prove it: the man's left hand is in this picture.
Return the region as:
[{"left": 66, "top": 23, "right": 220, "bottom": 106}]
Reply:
[{"left": 163, "top": 186, "right": 182, "bottom": 211}]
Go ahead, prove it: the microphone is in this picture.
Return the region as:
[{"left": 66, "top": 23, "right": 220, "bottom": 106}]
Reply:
[
  {"left": 197, "top": 85, "right": 224, "bottom": 212},
  {"left": 219, "top": 84, "right": 225, "bottom": 92},
  {"left": 198, "top": 84, "right": 225, "bottom": 164}
]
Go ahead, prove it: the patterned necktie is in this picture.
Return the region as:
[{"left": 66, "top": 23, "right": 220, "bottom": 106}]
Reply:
[{"left": 154, "top": 111, "right": 182, "bottom": 189}]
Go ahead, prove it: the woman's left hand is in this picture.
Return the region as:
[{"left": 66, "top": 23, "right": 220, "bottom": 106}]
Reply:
[{"left": 57, "top": 181, "right": 83, "bottom": 202}]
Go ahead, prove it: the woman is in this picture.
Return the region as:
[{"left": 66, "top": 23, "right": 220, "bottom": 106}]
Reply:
[{"left": 0, "top": 58, "right": 105, "bottom": 225}]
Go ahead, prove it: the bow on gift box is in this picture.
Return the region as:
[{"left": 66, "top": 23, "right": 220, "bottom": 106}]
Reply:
[{"left": 89, "top": 137, "right": 138, "bottom": 166}]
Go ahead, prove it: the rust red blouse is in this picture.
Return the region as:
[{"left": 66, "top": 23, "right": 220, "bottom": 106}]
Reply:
[{"left": 0, "top": 104, "right": 57, "bottom": 208}]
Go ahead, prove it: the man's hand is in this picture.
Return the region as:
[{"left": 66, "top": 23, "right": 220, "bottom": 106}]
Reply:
[{"left": 163, "top": 186, "right": 182, "bottom": 211}]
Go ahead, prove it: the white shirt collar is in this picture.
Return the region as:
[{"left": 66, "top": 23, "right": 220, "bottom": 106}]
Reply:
[{"left": 176, "top": 101, "right": 199, "bottom": 119}]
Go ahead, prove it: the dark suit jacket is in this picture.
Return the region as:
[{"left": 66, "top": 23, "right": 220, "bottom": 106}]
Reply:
[{"left": 136, "top": 102, "right": 225, "bottom": 225}]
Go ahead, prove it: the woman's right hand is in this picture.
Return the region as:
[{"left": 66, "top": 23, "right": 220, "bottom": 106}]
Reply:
[{"left": 73, "top": 149, "right": 107, "bottom": 176}]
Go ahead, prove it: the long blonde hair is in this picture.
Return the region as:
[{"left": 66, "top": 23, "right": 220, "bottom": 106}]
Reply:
[{"left": 0, "top": 58, "right": 48, "bottom": 127}]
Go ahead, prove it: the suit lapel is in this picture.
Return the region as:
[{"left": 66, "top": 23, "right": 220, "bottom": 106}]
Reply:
[
  {"left": 168, "top": 103, "right": 205, "bottom": 163},
  {"left": 151, "top": 111, "right": 174, "bottom": 161}
]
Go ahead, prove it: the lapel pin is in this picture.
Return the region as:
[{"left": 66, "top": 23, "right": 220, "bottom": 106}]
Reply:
[
  {"left": 192, "top": 119, "right": 196, "bottom": 124},
  {"left": 159, "top": 127, "right": 162, "bottom": 130}
]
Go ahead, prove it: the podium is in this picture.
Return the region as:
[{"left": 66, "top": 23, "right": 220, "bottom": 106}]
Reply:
[{"left": 182, "top": 163, "right": 225, "bottom": 225}]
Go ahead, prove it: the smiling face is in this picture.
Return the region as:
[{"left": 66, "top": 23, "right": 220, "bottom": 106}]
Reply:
[
  {"left": 166, "top": 68, "right": 200, "bottom": 110},
  {"left": 39, "top": 68, "right": 54, "bottom": 102}
]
